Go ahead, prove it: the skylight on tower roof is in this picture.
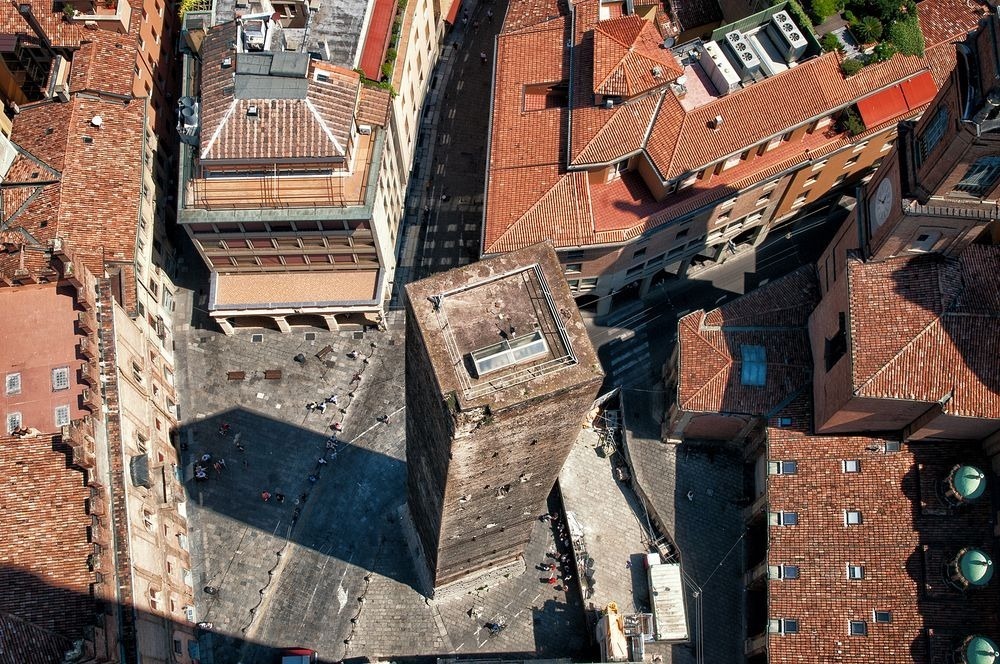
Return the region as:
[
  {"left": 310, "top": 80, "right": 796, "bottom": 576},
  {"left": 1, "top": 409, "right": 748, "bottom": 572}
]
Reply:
[
  {"left": 470, "top": 329, "right": 549, "bottom": 377},
  {"left": 740, "top": 344, "right": 766, "bottom": 386}
]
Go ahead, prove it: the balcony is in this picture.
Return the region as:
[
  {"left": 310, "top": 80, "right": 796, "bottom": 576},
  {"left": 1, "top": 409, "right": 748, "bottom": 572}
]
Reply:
[
  {"left": 183, "top": 133, "right": 375, "bottom": 211},
  {"left": 78, "top": 336, "right": 98, "bottom": 362},
  {"left": 81, "top": 387, "right": 101, "bottom": 413},
  {"left": 77, "top": 310, "right": 97, "bottom": 335},
  {"left": 64, "top": 0, "right": 133, "bottom": 34}
]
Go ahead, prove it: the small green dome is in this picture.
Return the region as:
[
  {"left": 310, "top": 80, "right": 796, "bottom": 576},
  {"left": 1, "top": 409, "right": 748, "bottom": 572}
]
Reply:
[
  {"left": 958, "top": 549, "right": 994, "bottom": 586},
  {"left": 951, "top": 465, "right": 987, "bottom": 501},
  {"left": 964, "top": 635, "right": 1000, "bottom": 664}
]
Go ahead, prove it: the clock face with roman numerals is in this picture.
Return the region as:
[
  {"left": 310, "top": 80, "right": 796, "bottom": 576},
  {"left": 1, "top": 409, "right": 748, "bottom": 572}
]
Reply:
[{"left": 870, "top": 177, "right": 894, "bottom": 231}]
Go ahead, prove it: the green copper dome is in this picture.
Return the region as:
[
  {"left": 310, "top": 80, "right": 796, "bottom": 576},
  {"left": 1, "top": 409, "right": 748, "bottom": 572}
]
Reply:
[
  {"left": 964, "top": 635, "right": 1000, "bottom": 664},
  {"left": 958, "top": 549, "right": 994, "bottom": 586},
  {"left": 951, "top": 465, "right": 987, "bottom": 501}
]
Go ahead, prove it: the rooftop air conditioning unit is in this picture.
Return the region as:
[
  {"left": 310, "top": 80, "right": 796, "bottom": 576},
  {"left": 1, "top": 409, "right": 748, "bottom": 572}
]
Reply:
[
  {"left": 769, "top": 11, "right": 808, "bottom": 62},
  {"left": 724, "top": 31, "right": 761, "bottom": 82},
  {"left": 357, "top": 124, "right": 372, "bottom": 135}
]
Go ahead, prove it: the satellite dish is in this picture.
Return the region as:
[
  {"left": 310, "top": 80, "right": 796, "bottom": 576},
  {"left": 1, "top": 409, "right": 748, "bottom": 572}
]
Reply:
[
  {"left": 663, "top": 37, "right": 675, "bottom": 48},
  {"left": 91, "top": 115, "right": 103, "bottom": 128},
  {"left": 676, "top": 75, "right": 688, "bottom": 85}
]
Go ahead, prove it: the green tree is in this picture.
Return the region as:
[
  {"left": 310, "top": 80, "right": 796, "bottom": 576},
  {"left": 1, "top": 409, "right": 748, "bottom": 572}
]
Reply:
[
  {"left": 821, "top": 32, "right": 844, "bottom": 52},
  {"left": 888, "top": 17, "right": 925, "bottom": 56},
  {"left": 840, "top": 57, "right": 863, "bottom": 76},
  {"left": 854, "top": 16, "right": 883, "bottom": 42},
  {"left": 872, "top": 40, "right": 897, "bottom": 61},
  {"left": 809, "top": 0, "right": 838, "bottom": 21}
]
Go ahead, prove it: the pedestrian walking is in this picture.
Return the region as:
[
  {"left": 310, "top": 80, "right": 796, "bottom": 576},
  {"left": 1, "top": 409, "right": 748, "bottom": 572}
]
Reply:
[
  {"left": 317, "top": 457, "right": 328, "bottom": 465},
  {"left": 487, "top": 8, "right": 493, "bottom": 21},
  {"left": 218, "top": 458, "right": 227, "bottom": 470},
  {"left": 472, "top": 19, "right": 479, "bottom": 30},
  {"left": 462, "top": 16, "right": 468, "bottom": 26},
  {"left": 275, "top": 493, "right": 285, "bottom": 503},
  {"left": 213, "top": 461, "right": 223, "bottom": 476},
  {"left": 261, "top": 490, "right": 271, "bottom": 502},
  {"left": 480, "top": 51, "right": 488, "bottom": 64}
]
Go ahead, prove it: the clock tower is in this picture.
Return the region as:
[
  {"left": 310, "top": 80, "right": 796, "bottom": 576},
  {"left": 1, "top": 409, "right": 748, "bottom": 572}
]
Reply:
[{"left": 861, "top": 17, "right": 1000, "bottom": 261}]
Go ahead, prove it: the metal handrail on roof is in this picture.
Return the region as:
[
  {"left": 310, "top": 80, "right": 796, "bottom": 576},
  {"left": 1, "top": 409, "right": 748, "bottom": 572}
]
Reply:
[{"left": 432, "top": 264, "right": 579, "bottom": 400}]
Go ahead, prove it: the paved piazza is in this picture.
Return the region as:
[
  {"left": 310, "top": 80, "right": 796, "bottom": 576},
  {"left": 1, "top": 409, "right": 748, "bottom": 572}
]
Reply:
[{"left": 174, "top": 308, "right": 591, "bottom": 663}]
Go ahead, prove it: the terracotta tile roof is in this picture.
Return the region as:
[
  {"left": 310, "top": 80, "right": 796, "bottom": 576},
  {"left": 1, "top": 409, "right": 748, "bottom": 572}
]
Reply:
[
  {"left": 847, "top": 246, "right": 1000, "bottom": 419},
  {"left": 68, "top": 31, "right": 140, "bottom": 98},
  {"left": 675, "top": 266, "right": 818, "bottom": 414},
  {"left": 1, "top": 95, "right": 145, "bottom": 280},
  {"left": 765, "top": 398, "right": 1000, "bottom": 663},
  {"left": 484, "top": 0, "right": 983, "bottom": 253},
  {"left": 0, "top": 432, "right": 97, "bottom": 641},
  {"left": 592, "top": 15, "right": 683, "bottom": 97},
  {"left": 572, "top": 90, "right": 663, "bottom": 166},
  {"left": 357, "top": 86, "right": 392, "bottom": 127},
  {"left": 199, "top": 23, "right": 361, "bottom": 163},
  {"left": 0, "top": 610, "right": 72, "bottom": 664},
  {"left": 0, "top": 0, "right": 87, "bottom": 48},
  {"left": 501, "top": 0, "right": 567, "bottom": 34}
]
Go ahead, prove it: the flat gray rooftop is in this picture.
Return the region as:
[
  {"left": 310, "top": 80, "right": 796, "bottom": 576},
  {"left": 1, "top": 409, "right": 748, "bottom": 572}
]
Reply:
[{"left": 214, "top": 0, "right": 369, "bottom": 67}]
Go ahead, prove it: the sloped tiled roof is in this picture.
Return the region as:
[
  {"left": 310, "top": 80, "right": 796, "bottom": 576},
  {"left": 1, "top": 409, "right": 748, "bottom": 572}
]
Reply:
[
  {"left": 0, "top": 433, "right": 96, "bottom": 641},
  {"left": 847, "top": 246, "right": 1000, "bottom": 419},
  {"left": 592, "top": 15, "right": 683, "bottom": 97},
  {"left": 199, "top": 23, "right": 361, "bottom": 163},
  {"left": 483, "top": 0, "right": 985, "bottom": 254},
  {"left": 675, "top": 266, "right": 818, "bottom": 415},
  {"left": 357, "top": 86, "right": 393, "bottom": 127},
  {"left": 765, "top": 397, "right": 1000, "bottom": 664}
]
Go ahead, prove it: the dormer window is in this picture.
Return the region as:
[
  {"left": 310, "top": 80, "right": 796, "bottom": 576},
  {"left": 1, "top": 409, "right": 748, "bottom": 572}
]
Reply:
[{"left": 246, "top": 105, "right": 259, "bottom": 118}]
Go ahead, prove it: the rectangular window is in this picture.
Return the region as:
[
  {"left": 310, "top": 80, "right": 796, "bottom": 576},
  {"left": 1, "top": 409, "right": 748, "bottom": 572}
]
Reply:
[
  {"left": 632, "top": 247, "right": 647, "bottom": 261},
  {"left": 845, "top": 510, "right": 863, "bottom": 525},
  {"left": 770, "top": 511, "right": 798, "bottom": 526},
  {"left": 5, "top": 372, "right": 20, "bottom": 395},
  {"left": 874, "top": 610, "right": 892, "bottom": 624},
  {"left": 564, "top": 250, "right": 585, "bottom": 262},
  {"left": 853, "top": 140, "right": 869, "bottom": 153},
  {"left": 770, "top": 618, "right": 799, "bottom": 634},
  {"left": 842, "top": 459, "right": 861, "bottom": 473},
  {"left": 812, "top": 159, "right": 828, "bottom": 171},
  {"left": 908, "top": 231, "right": 941, "bottom": 253},
  {"left": 626, "top": 264, "right": 644, "bottom": 278},
  {"left": 54, "top": 405, "right": 71, "bottom": 428},
  {"left": 917, "top": 106, "right": 948, "bottom": 166},
  {"left": 564, "top": 263, "right": 582, "bottom": 274},
  {"left": 884, "top": 441, "right": 901, "bottom": 453},
  {"left": 755, "top": 195, "right": 771, "bottom": 206},
  {"left": 954, "top": 157, "right": 1000, "bottom": 196},
  {"left": 768, "top": 460, "right": 798, "bottom": 475},
  {"left": 6, "top": 412, "right": 22, "bottom": 433},
  {"left": 51, "top": 367, "right": 70, "bottom": 391},
  {"left": 805, "top": 175, "right": 818, "bottom": 186},
  {"left": 740, "top": 345, "right": 767, "bottom": 386},
  {"left": 844, "top": 156, "right": 859, "bottom": 168},
  {"left": 771, "top": 564, "right": 800, "bottom": 579},
  {"left": 849, "top": 620, "right": 867, "bottom": 636},
  {"left": 847, "top": 564, "right": 865, "bottom": 580}
]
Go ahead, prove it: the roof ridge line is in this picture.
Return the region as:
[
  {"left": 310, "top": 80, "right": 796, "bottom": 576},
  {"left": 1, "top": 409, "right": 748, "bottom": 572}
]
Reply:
[
  {"left": 305, "top": 97, "right": 346, "bottom": 155},
  {"left": 202, "top": 99, "right": 238, "bottom": 159},
  {"left": 678, "top": 314, "right": 732, "bottom": 410}
]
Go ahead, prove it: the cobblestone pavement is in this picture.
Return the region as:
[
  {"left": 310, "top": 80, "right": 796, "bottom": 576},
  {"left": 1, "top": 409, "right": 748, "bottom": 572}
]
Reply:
[
  {"left": 621, "top": 389, "right": 747, "bottom": 664},
  {"left": 173, "top": 293, "right": 593, "bottom": 661},
  {"left": 559, "top": 428, "right": 658, "bottom": 617}
]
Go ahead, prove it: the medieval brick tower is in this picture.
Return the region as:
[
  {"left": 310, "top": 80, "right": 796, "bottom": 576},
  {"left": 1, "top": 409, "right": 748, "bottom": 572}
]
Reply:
[{"left": 404, "top": 243, "right": 603, "bottom": 594}]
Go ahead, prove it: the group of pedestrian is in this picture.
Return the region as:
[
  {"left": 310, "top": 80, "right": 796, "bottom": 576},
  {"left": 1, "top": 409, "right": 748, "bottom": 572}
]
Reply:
[
  {"left": 194, "top": 452, "right": 227, "bottom": 481},
  {"left": 538, "top": 510, "right": 576, "bottom": 587}
]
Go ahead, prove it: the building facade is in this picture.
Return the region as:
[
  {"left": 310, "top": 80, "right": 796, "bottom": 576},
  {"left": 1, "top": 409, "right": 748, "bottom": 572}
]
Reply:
[
  {"left": 662, "top": 10, "right": 1000, "bottom": 661},
  {"left": 484, "top": 0, "right": 986, "bottom": 316},
  {"left": 0, "top": 240, "right": 195, "bottom": 663},
  {"left": 177, "top": 0, "right": 445, "bottom": 334},
  {"left": 404, "top": 243, "right": 602, "bottom": 594}
]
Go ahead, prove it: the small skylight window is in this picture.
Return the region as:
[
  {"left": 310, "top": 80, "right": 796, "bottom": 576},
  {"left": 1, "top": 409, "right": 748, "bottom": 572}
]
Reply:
[
  {"left": 769, "top": 618, "right": 799, "bottom": 634},
  {"left": 771, "top": 564, "right": 800, "bottom": 580},
  {"left": 884, "top": 441, "right": 901, "bottom": 453},
  {"left": 247, "top": 105, "right": 259, "bottom": 118},
  {"left": 873, "top": 610, "right": 892, "bottom": 624},
  {"left": 842, "top": 459, "right": 860, "bottom": 473},
  {"left": 770, "top": 511, "right": 798, "bottom": 526},
  {"left": 470, "top": 330, "right": 549, "bottom": 377},
  {"left": 849, "top": 620, "right": 867, "bottom": 636},
  {"left": 847, "top": 564, "right": 865, "bottom": 580},
  {"left": 768, "top": 460, "right": 798, "bottom": 475},
  {"left": 740, "top": 345, "right": 766, "bottom": 386},
  {"left": 845, "top": 510, "right": 863, "bottom": 525}
]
